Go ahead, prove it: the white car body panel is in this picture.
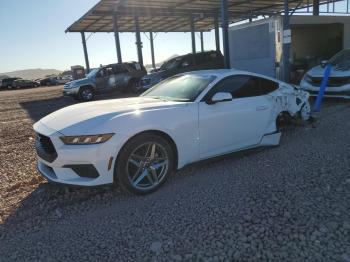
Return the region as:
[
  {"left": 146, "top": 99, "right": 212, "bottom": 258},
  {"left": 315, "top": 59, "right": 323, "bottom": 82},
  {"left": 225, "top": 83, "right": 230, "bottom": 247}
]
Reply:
[
  {"left": 33, "top": 69, "right": 310, "bottom": 187},
  {"left": 198, "top": 96, "right": 272, "bottom": 158}
]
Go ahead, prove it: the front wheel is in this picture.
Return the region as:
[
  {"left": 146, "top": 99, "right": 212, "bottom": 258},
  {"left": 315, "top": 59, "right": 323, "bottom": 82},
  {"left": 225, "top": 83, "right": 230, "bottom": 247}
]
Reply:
[
  {"left": 78, "top": 86, "right": 95, "bottom": 102},
  {"left": 115, "top": 133, "right": 175, "bottom": 195}
]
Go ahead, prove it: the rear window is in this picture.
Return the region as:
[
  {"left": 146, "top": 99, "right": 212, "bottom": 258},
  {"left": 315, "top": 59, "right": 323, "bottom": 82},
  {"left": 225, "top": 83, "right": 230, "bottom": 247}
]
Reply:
[{"left": 196, "top": 52, "right": 220, "bottom": 64}]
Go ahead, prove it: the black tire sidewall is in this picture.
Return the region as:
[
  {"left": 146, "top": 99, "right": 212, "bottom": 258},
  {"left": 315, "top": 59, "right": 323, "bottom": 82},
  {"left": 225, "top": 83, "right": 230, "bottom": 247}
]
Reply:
[
  {"left": 78, "top": 86, "right": 94, "bottom": 102},
  {"left": 130, "top": 80, "right": 140, "bottom": 94},
  {"left": 115, "top": 133, "right": 175, "bottom": 195}
]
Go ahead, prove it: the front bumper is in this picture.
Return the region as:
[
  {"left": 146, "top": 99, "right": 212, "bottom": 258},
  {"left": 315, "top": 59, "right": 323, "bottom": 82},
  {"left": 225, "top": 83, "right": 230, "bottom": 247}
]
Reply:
[
  {"left": 34, "top": 121, "right": 130, "bottom": 187},
  {"left": 300, "top": 80, "right": 350, "bottom": 99},
  {"left": 63, "top": 86, "right": 80, "bottom": 96}
]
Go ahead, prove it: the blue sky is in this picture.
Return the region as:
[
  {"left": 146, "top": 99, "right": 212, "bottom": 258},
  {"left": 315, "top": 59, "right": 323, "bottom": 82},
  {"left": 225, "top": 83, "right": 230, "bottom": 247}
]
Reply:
[
  {"left": 0, "top": 0, "right": 348, "bottom": 73},
  {"left": 0, "top": 0, "right": 219, "bottom": 73}
]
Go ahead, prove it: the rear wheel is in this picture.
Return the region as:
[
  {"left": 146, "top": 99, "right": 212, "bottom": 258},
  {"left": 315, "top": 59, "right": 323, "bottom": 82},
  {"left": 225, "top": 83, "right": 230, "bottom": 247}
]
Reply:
[
  {"left": 78, "top": 86, "right": 94, "bottom": 102},
  {"left": 115, "top": 133, "right": 175, "bottom": 195},
  {"left": 129, "top": 79, "right": 141, "bottom": 94},
  {"left": 276, "top": 112, "right": 292, "bottom": 132}
]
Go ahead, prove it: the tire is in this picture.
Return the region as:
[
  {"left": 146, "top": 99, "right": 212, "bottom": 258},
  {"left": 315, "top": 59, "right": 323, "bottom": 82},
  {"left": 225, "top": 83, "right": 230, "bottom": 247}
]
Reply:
[
  {"left": 299, "top": 100, "right": 311, "bottom": 122},
  {"left": 115, "top": 133, "right": 175, "bottom": 195},
  {"left": 129, "top": 79, "right": 141, "bottom": 94},
  {"left": 276, "top": 112, "right": 292, "bottom": 132},
  {"left": 78, "top": 86, "right": 95, "bottom": 102}
]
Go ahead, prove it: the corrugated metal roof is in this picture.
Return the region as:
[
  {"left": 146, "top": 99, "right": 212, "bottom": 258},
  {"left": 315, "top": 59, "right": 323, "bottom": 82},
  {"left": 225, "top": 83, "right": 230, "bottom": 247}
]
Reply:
[{"left": 66, "top": 0, "right": 335, "bottom": 33}]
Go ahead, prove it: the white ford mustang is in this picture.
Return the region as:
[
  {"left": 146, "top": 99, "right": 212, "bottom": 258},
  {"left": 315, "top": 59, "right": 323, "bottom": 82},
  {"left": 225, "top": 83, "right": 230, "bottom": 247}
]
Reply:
[{"left": 34, "top": 70, "right": 311, "bottom": 194}]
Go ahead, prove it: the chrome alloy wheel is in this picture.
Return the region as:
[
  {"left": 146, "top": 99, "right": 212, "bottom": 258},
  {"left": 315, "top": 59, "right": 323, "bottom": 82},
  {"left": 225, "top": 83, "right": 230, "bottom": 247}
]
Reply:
[
  {"left": 126, "top": 143, "right": 169, "bottom": 190},
  {"left": 81, "top": 89, "right": 93, "bottom": 101}
]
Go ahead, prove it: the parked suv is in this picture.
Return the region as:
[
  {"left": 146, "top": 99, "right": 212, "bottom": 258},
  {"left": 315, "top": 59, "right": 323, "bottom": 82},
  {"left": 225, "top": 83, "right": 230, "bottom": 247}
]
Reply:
[
  {"left": 301, "top": 49, "right": 350, "bottom": 98},
  {"left": 63, "top": 62, "right": 147, "bottom": 101},
  {"left": 140, "top": 51, "right": 224, "bottom": 90},
  {"left": 1, "top": 78, "right": 21, "bottom": 89}
]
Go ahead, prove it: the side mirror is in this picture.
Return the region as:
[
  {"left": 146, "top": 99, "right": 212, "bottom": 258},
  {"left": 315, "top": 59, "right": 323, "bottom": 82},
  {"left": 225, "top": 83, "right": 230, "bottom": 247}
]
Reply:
[
  {"left": 321, "top": 60, "right": 329, "bottom": 68},
  {"left": 208, "top": 92, "right": 233, "bottom": 104}
]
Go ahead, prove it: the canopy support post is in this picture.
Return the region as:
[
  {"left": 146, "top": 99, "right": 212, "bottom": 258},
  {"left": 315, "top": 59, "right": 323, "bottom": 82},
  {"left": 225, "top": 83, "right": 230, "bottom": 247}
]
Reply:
[
  {"left": 134, "top": 15, "right": 143, "bottom": 66},
  {"left": 200, "top": 32, "right": 204, "bottom": 52},
  {"left": 214, "top": 15, "right": 220, "bottom": 52},
  {"left": 113, "top": 14, "right": 122, "bottom": 63},
  {"left": 313, "top": 0, "right": 320, "bottom": 15},
  {"left": 80, "top": 32, "right": 90, "bottom": 73},
  {"left": 190, "top": 15, "right": 196, "bottom": 55},
  {"left": 150, "top": 32, "right": 156, "bottom": 69},
  {"left": 221, "top": 0, "right": 230, "bottom": 68},
  {"left": 283, "top": 0, "right": 291, "bottom": 83}
]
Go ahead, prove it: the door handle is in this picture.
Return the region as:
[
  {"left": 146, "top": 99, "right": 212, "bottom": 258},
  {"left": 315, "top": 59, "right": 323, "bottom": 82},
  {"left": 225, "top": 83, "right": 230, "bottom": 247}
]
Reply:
[{"left": 256, "top": 105, "right": 268, "bottom": 111}]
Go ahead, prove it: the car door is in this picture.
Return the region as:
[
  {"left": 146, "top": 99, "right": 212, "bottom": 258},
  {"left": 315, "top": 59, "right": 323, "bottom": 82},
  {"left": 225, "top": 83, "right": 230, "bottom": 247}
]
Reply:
[
  {"left": 198, "top": 75, "right": 272, "bottom": 159},
  {"left": 104, "top": 65, "right": 117, "bottom": 90},
  {"left": 95, "top": 68, "right": 108, "bottom": 91},
  {"left": 114, "top": 64, "right": 130, "bottom": 89}
]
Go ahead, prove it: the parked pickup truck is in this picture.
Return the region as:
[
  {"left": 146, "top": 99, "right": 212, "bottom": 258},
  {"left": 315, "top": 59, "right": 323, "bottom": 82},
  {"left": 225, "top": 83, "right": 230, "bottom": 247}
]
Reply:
[{"left": 63, "top": 62, "right": 147, "bottom": 101}]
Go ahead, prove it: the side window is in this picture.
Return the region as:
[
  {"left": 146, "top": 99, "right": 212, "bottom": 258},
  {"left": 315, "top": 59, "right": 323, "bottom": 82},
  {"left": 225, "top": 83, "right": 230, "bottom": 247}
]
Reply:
[
  {"left": 105, "top": 66, "right": 114, "bottom": 76},
  {"left": 204, "top": 75, "right": 248, "bottom": 100},
  {"left": 115, "top": 65, "right": 128, "bottom": 74},
  {"left": 196, "top": 53, "right": 207, "bottom": 64},
  {"left": 232, "top": 76, "right": 261, "bottom": 98},
  {"left": 97, "top": 69, "right": 106, "bottom": 78},
  {"left": 259, "top": 77, "right": 279, "bottom": 94},
  {"left": 180, "top": 56, "right": 193, "bottom": 68},
  {"left": 204, "top": 75, "right": 262, "bottom": 101}
]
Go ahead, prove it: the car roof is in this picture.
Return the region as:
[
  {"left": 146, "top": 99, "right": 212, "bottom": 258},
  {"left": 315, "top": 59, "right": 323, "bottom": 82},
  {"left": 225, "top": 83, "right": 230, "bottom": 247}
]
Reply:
[
  {"left": 184, "top": 69, "right": 282, "bottom": 83},
  {"left": 164, "top": 50, "right": 221, "bottom": 62}
]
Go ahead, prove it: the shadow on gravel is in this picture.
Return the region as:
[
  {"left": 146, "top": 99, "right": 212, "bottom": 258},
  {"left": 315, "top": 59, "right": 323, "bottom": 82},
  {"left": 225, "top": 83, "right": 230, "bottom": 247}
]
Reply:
[
  {"left": 1, "top": 146, "right": 268, "bottom": 228},
  {"left": 19, "top": 91, "right": 137, "bottom": 122}
]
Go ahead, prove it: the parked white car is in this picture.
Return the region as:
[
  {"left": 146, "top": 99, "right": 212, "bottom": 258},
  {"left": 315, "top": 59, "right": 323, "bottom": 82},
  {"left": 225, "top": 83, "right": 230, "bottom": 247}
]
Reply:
[
  {"left": 301, "top": 49, "right": 350, "bottom": 98},
  {"left": 34, "top": 70, "right": 310, "bottom": 194}
]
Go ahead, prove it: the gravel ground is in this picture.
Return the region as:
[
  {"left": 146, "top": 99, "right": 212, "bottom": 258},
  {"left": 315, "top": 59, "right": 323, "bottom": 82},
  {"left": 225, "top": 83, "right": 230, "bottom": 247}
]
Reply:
[{"left": 0, "top": 86, "right": 349, "bottom": 262}]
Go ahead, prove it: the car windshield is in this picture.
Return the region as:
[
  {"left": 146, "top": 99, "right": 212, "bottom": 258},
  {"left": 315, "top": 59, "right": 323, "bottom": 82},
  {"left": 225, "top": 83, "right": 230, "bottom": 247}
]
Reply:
[
  {"left": 86, "top": 68, "right": 100, "bottom": 78},
  {"left": 141, "top": 74, "right": 216, "bottom": 102},
  {"left": 160, "top": 58, "right": 182, "bottom": 71},
  {"left": 329, "top": 49, "right": 350, "bottom": 70}
]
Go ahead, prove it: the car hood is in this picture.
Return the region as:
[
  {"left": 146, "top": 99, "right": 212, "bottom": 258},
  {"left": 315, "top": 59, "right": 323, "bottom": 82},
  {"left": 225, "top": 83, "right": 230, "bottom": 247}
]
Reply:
[
  {"left": 307, "top": 65, "right": 350, "bottom": 78},
  {"left": 35, "top": 97, "right": 187, "bottom": 135},
  {"left": 67, "top": 77, "right": 91, "bottom": 86}
]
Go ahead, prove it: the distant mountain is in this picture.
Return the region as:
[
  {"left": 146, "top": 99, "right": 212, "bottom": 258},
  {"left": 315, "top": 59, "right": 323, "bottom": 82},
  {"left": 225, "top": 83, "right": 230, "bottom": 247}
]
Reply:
[
  {"left": 0, "top": 69, "right": 63, "bottom": 80},
  {"left": 0, "top": 75, "right": 10, "bottom": 80}
]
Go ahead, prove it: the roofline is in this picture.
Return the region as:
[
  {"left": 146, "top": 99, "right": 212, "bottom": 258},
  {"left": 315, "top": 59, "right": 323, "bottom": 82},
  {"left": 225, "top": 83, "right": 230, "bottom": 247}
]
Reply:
[
  {"left": 65, "top": 0, "right": 104, "bottom": 33},
  {"left": 65, "top": 0, "right": 342, "bottom": 33}
]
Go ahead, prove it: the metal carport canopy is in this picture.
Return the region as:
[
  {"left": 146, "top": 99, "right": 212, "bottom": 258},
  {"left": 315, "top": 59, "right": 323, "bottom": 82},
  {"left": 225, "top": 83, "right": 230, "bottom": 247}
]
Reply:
[{"left": 66, "top": 0, "right": 324, "bottom": 33}]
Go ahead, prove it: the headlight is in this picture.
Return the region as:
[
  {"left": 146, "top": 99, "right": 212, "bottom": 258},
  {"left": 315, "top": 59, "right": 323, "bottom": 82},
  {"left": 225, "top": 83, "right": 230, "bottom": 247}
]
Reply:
[
  {"left": 302, "top": 74, "right": 312, "bottom": 83},
  {"left": 60, "top": 133, "right": 114, "bottom": 145},
  {"left": 64, "top": 82, "right": 76, "bottom": 89}
]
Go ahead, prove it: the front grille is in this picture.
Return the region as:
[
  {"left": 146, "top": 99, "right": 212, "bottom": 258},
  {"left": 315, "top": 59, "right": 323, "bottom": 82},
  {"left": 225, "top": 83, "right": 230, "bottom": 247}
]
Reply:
[
  {"left": 35, "top": 133, "right": 57, "bottom": 163},
  {"left": 307, "top": 90, "right": 350, "bottom": 96},
  {"left": 308, "top": 77, "right": 350, "bottom": 87}
]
